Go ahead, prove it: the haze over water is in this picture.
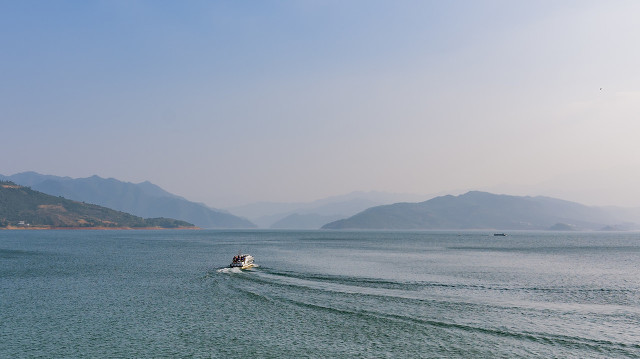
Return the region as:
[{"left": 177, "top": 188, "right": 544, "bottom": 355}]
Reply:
[{"left": 2, "top": 230, "right": 639, "bottom": 358}]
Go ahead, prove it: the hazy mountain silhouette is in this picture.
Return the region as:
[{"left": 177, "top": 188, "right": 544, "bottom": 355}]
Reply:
[
  {"left": 0, "top": 172, "right": 255, "bottom": 229},
  {"left": 227, "top": 191, "right": 432, "bottom": 228},
  {"left": 270, "top": 213, "right": 344, "bottom": 230},
  {"left": 322, "top": 191, "right": 637, "bottom": 230}
]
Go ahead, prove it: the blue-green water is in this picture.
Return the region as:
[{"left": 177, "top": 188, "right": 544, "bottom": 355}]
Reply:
[{"left": 1, "top": 230, "right": 639, "bottom": 358}]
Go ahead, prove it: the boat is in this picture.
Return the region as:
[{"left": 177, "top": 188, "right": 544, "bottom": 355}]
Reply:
[
  {"left": 493, "top": 233, "right": 507, "bottom": 236},
  {"left": 229, "top": 254, "right": 256, "bottom": 269}
]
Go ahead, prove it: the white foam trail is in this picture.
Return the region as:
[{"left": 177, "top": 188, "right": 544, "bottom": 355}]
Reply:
[{"left": 217, "top": 267, "right": 243, "bottom": 274}]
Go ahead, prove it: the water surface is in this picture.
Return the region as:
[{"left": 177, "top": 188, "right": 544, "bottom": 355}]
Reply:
[{"left": 1, "top": 230, "right": 639, "bottom": 358}]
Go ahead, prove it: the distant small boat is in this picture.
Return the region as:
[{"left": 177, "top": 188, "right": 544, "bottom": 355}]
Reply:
[
  {"left": 229, "top": 254, "right": 256, "bottom": 269},
  {"left": 493, "top": 233, "right": 507, "bottom": 236}
]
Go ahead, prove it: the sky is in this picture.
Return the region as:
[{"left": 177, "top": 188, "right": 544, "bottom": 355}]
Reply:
[{"left": 2, "top": 0, "right": 640, "bottom": 208}]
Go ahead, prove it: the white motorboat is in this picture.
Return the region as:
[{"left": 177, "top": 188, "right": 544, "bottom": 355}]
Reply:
[{"left": 229, "top": 254, "right": 256, "bottom": 269}]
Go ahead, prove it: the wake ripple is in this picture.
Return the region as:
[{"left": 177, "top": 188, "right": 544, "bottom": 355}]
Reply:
[
  {"left": 232, "top": 280, "right": 640, "bottom": 357},
  {"left": 214, "top": 267, "right": 640, "bottom": 358}
]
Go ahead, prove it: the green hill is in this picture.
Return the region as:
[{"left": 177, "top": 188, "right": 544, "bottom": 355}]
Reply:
[
  {"left": 0, "top": 172, "right": 255, "bottom": 229},
  {"left": 322, "top": 191, "right": 631, "bottom": 230},
  {"left": 0, "top": 181, "right": 196, "bottom": 229}
]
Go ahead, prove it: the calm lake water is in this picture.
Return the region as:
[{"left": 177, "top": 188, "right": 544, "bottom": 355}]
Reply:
[{"left": 1, "top": 230, "right": 639, "bottom": 358}]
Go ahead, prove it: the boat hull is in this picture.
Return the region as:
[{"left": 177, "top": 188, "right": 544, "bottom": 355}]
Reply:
[{"left": 229, "top": 263, "right": 255, "bottom": 270}]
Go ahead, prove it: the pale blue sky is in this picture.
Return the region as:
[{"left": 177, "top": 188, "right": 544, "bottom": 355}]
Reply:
[{"left": 2, "top": 1, "right": 640, "bottom": 207}]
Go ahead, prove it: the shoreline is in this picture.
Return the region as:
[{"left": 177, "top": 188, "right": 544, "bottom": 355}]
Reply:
[{"left": 1, "top": 226, "right": 201, "bottom": 230}]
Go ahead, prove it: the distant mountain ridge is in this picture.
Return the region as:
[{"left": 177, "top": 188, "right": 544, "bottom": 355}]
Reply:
[
  {"left": 323, "top": 191, "right": 638, "bottom": 230},
  {"left": 227, "top": 191, "right": 431, "bottom": 228},
  {"left": 0, "top": 172, "right": 255, "bottom": 229},
  {"left": 0, "top": 181, "right": 195, "bottom": 229},
  {"left": 270, "top": 213, "right": 345, "bottom": 230}
]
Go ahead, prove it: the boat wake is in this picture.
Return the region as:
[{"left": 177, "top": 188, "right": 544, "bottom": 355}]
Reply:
[
  {"left": 216, "top": 267, "right": 243, "bottom": 274},
  {"left": 217, "top": 268, "right": 639, "bottom": 357},
  {"left": 216, "top": 265, "right": 259, "bottom": 274}
]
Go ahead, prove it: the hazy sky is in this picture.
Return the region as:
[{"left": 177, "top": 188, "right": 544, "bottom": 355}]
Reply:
[{"left": 2, "top": 1, "right": 640, "bottom": 207}]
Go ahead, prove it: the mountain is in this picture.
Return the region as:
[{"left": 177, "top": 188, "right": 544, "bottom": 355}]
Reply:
[
  {"left": 0, "top": 172, "right": 255, "bottom": 229},
  {"left": 0, "top": 181, "right": 195, "bottom": 229},
  {"left": 322, "top": 191, "right": 637, "bottom": 230},
  {"left": 270, "top": 213, "right": 344, "bottom": 230},
  {"left": 227, "top": 191, "right": 432, "bottom": 228}
]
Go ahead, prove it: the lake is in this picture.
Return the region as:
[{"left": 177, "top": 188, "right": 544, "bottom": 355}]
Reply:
[{"left": 1, "top": 230, "right": 639, "bottom": 358}]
